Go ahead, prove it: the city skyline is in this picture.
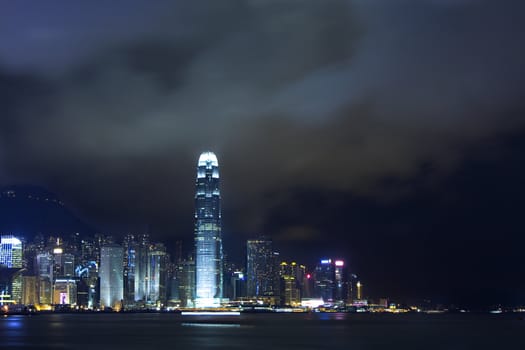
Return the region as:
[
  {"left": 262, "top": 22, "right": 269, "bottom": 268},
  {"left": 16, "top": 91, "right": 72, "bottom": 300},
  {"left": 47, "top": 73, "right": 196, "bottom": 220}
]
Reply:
[
  {"left": 1, "top": 151, "right": 370, "bottom": 310},
  {"left": 0, "top": 223, "right": 368, "bottom": 310}
]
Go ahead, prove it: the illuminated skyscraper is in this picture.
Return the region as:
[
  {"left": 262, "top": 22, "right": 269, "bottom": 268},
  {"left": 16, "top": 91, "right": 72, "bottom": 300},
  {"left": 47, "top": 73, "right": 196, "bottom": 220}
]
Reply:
[
  {"left": 134, "top": 234, "right": 149, "bottom": 302},
  {"left": 147, "top": 243, "right": 167, "bottom": 305},
  {"left": 194, "top": 152, "right": 223, "bottom": 307},
  {"left": 278, "top": 261, "right": 304, "bottom": 306},
  {"left": 22, "top": 276, "right": 38, "bottom": 305},
  {"left": 334, "top": 260, "right": 347, "bottom": 303},
  {"left": 0, "top": 235, "right": 23, "bottom": 302},
  {"left": 36, "top": 252, "right": 54, "bottom": 304},
  {"left": 99, "top": 244, "right": 124, "bottom": 310},
  {"left": 314, "top": 259, "right": 336, "bottom": 303},
  {"left": 0, "top": 235, "right": 22, "bottom": 268}
]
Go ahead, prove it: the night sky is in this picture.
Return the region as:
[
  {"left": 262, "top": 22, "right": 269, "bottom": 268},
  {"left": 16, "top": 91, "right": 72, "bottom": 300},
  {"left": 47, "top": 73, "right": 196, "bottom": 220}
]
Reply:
[{"left": 1, "top": 0, "right": 525, "bottom": 307}]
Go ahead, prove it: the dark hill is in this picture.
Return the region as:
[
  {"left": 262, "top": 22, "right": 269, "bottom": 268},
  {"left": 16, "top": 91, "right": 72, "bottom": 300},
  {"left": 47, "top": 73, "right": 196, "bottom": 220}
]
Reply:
[{"left": 0, "top": 185, "right": 95, "bottom": 238}]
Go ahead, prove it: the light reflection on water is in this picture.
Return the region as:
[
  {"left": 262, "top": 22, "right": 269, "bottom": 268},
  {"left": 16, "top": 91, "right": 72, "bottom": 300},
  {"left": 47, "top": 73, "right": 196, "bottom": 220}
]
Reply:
[
  {"left": 182, "top": 322, "right": 241, "bottom": 328},
  {"left": 1, "top": 315, "right": 27, "bottom": 347},
  {"left": 5, "top": 315, "right": 24, "bottom": 329},
  {"left": 317, "top": 312, "right": 347, "bottom": 321}
]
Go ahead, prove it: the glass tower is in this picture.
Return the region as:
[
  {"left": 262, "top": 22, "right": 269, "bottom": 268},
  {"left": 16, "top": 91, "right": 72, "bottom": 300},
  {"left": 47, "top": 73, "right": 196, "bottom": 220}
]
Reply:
[
  {"left": 314, "top": 259, "right": 336, "bottom": 303},
  {"left": 99, "top": 244, "right": 124, "bottom": 310},
  {"left": 194, "top": 152, "right": 223, "bottom": 307},
  {"left": 0, "top": 235, "right": 23, "bottom": 302},
  {"left": 0, "top": 235, "right": 22, "bottom": 268}
]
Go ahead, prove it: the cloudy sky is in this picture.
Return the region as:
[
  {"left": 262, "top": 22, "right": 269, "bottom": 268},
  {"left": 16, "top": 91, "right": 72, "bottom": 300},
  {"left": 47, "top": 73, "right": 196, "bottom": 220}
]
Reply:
[{"left": 1, "top": 0, "right": 525, "bottom": 306}]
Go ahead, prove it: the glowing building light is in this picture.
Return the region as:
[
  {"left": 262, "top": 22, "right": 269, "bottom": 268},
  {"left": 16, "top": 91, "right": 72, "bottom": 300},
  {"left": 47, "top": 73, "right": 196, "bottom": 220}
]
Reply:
[
  {"left": 194, "top": 152, "right": 223, "bottom": 308},
  {"left": 335, "top": 260, "right": 344, "bottom": 267}
]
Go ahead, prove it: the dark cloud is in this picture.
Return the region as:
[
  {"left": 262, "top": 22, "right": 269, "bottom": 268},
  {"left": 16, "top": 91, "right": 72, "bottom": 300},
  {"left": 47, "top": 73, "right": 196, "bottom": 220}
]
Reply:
[{"left": 1, "top": 0, "right": 525, "bottom": 305}]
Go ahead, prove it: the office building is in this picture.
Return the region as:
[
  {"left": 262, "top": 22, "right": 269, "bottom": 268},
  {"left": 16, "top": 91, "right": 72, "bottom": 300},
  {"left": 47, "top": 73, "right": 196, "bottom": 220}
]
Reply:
[
  {"left": 35, "top": 252, "right": 54, "bottom": 304},
  {"left": 0, "top": 235, "right": 23, "bottom": 302},
  {"left": 123, "top": 234, "right": 136, "bottom": 307},
  {"left": 178, "top": 258, "right": 195, "bottom": 307},
  {"left": 314, "top": 259, "right": 336, "bottom": 303},
  {"left": 147, "top": 243, "right": 168, "bottom": 305},
  {"left": 0, "top": 235, "right": 23, "bottom": 268},
  {"left": 334, "top": 260, "right": 347, "bottom": 303},
  {"left": 99, "top": 244, "right": 124, "bottom": 310},
  {"left": 22, "top": 276, "right": 38, "bottom": 305},
  {"left": 134, "top": 235, "right": 149, "bottom": 302},
  {"left": 246, "top": 238, "right": 276, "bottom": 298}
]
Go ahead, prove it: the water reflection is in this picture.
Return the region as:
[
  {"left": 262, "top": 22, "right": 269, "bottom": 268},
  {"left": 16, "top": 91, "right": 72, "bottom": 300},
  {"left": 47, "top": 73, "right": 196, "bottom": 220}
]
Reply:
[
  {"left": 317, "top": 312, "right": 347, "bottom": 321},
  {"left": 182, "top": 322, "right": 240, "bottom": 328},
  {"left": 4, "top": 315, "right": 24, "bottom": 329}
]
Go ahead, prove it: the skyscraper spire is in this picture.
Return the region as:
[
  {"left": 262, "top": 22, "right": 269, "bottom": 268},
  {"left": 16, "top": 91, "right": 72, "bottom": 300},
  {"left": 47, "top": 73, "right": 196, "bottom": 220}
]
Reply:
[{"left": 194, "top": 151, "right": 223, "bottom": 307}]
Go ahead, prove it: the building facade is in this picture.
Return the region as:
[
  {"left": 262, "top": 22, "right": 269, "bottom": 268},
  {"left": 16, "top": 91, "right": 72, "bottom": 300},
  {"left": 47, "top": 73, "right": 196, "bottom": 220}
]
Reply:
[
  {"left": 0, "top": 234, "right": 23, "bottom": 302},
  {"left": 147, "top": 243, "right": 168, "bottom": 305},
  {"left": 246, "top": 238, "right": 276, "bottom": 298},
  {"left": 314, "top": 258, "right": 348, "bottom": 304},
  {"left": 194, "top": 152, "right": 223, "bottom": 307},
  {"left": 314, "top": 259, "right": 336, "bottom": 303},
  {"left": 0, "top": 235, "right": 23, "bottom": 268},
  {"left": 99, "top": 244, "right": 124, "bottom": 310}
]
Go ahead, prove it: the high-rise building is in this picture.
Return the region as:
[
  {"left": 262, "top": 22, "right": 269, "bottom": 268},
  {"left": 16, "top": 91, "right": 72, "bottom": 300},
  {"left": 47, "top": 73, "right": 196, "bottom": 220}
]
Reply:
[
  {"left": 194, "top": 152, "right": 223, "bottom": 307},
  {"left": 281, "top": 275, "right": 300, "bottom": 306},
  {"left": 147, "top": 243, "right": 168, "bottom": 305},
  {"left": 230, "top": 270, "right": 245, "bottom": 301},
  {"left": 347, "top": 273, "right": 358, "bottom": 303},
  {"left": 278, "top": 261, "right": 304, "bottom": 306},
  {"left": 59, "top": 253, "right": 75, "bottom": 278},
  {"left": 22, "top": 276, "right": 38, "bottom": 305},
  {"left": 314, "top": 259, "right": 336, "bottom": 303},
  {"left": 0, "top": 235, "right": 23, "bottom": 302},
  {"left": 314, "top": 258, "right": 348, "bottom": 304},
  {"left": 75, "top": 260, "right": 98, "bottom": 309},
  {"left": 246, "top": 238, "right": 276, "bottom": 298},
  {"left": 80, "top": 238, "right": 96, "bottom": 265},
  {"left": 178, "top": 258, "right": 195, "bottom": 307},
  {"left": 35, "top": 252, "right": 54, "bottom": 304},
  {"left": 334, "top": 260, "right": 347, "bottom": 303},
  {"left": 134, "top": 246, "right": 148, "bottom": 303},
  {"left": 0, "top": 235, "right": 23, "bottom": 268},
  {"left": 99, "top": 244, "right": 123, "bottom": 310},
  {"left": 122, "top": 234, "right": 136, "bottom": 307},
  {"left": 134, "top": 234, "right": 149, "bottom": 303}
]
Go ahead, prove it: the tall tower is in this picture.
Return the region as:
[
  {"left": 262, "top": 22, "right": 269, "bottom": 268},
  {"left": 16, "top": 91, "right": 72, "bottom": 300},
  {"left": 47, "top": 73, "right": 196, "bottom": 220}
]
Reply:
[{"left": 194, "top": 152, "right": 223, "bottom": 307}]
